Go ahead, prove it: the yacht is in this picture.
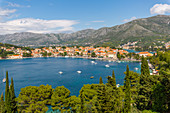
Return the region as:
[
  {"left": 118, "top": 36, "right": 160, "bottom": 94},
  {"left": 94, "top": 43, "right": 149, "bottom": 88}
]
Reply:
[
  {"left": 77, "top": 71, "right": 81, "bottom": 74},
  {"left": 91, "top": 61, "right": 95, "bottom": 64},
  {"left": 59, "top": 71, "right": 63, "bottom": 74},
  {"left": 105, "top": 64, "right": 110, "bottom": 67},
  {"left": 134, "top": 67, "right": 139, "bottom": 70}
]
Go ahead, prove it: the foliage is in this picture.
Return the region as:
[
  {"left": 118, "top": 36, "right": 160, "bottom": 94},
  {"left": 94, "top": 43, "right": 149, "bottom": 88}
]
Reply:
[
  {"left": 124, "top": 65, "right": 131, "bottom": 113},
  {"left": 91, "top": 52, "right": 96, "bottom": 57},
  {"left": 16, "top": 85, "right": 53, "bottom": 112},
  {"left": 0, "top": 93, "right": 5, "bottom": 113},
  {"left": 5, "top": 71, "right": 11, "bottom": 113},
  {"left": 51, "top": 86, "right": 71, "bottom": 112},
  {"left": 99, "top": 77, "right": 103, "bottom": 84},
  {"left": 23, "top": 52, "right": 32, "bottom": 57},
  {"left": 10, "top": 78, "right": 17, "bottom": 113}
]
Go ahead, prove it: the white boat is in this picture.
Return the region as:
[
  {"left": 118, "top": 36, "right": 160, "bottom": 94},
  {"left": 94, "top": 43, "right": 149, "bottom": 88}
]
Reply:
[
  {"left": 59, "top": 71, "right": 63, "bottom": 74},
  {"left": 134, "top": 67, "right": 139, "bottom": 70},
  {"left": 2, "top": 78, "right": 6, "bottom": 83},
  {"left": 91, "top": 61, "right": 95, "bottom": 64},
  {"left": 65, "top": 56, "right": 69, "bottom": 58},
  {"left": 117, "top": 61, "right": 121, "bottom": 63},
  {"left": 108, "top": 60, "right": 111, "bottom": 62},
  {"left": 116, "top": 84, "right": 120, "bottom": 88},
  {"left": 77, "top": 71, "right": 81, "bottom": 74},
  {"left": 105, "top": 64, "right": 110, "bottom": 67}
]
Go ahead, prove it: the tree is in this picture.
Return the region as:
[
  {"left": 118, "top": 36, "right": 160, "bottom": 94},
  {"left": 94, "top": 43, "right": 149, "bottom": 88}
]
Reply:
[
  {"left": 99, "top": 77, "right": 103, "bottom": 84},
  {"left": 51, "top": 86, "right": 71, "bottom": 112},
  {"left": 152, "top": 82, "right": 167, "bottom": 112},
  {"left": 137, "top": 56, "right": 152, "bottom": 110},
  {"left": 91, "top": 52, "right": 96, "bottom": 57},
  {"left": 106, "top": 70, "right": 116, "bottom": 89},
  {"left": 96, "top": 84, "right": 111, "bottom": 112},
  {"left": 10, "top": 77, "right": 17, "bottom": 113},
  {"left": 0, "top": 93, "right": 5, "bottom": 113},
  {"left": 112, "top": 70, "right": 116, "bottom": 89},
  {"left": 16, "top": 85, "right": 53, "bottom": 112},
  {"left": 117, "top": 52, "right": 121, "bottom": 60},
  {"left": 67, "top": 96, "right": 80, "bottom": 112},
  {"left": 124, "top": 65, "right": 131, "bottom": 113},
  {"left": 5, "top": 71, "right": 11, "bottom": 113},
  {"left": 80, "top": 89, "right": 85, "bottom": 113},
  {"left": 24, "top": 101, "right": 48, "bottom": 113}
]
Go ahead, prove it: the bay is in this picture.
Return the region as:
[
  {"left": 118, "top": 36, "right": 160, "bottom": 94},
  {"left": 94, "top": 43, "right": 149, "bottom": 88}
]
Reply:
[{"left": 0, "top": 57, "right": 141, "bottom": 96}]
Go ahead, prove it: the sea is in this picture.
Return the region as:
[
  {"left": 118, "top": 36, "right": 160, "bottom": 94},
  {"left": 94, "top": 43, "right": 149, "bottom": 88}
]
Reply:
[{"left": 0, "top": 57, "right": 141, "bottom": 97}]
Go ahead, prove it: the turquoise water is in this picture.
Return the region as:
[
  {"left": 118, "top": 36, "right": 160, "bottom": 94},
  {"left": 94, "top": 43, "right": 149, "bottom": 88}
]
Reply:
[{"left": 0, "top": 57, "right": 141, "bottom": 97}]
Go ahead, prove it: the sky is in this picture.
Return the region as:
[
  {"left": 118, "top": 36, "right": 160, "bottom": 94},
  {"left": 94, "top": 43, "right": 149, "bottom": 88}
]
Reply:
[{"left": 0, "top": 0, "right": 170, "bottom": 34}]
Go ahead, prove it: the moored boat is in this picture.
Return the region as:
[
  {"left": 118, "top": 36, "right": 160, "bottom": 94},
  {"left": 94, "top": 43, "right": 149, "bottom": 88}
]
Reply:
[
  {"left": 90, "top": 76, "right": 94, "bottom": 79},
  {"left": 105, "top": 64, "right": 110, "bottom": 67},
  {"left": 2, "top": 78, "right": 6, "bottom": 83}
]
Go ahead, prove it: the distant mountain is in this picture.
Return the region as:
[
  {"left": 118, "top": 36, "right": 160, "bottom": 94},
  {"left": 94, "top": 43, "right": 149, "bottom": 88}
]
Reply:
[{"left": 0, "top": 15, "right": 169, "bottom": 47}]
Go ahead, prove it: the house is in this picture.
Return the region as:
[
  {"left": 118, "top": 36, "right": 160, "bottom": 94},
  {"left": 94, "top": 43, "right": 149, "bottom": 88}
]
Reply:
[
  {"left": 138, "top": 52, "right": 153, "bottom": 57},
  {"left": 8, "top": 55, "right": 23, "bottom": 59}
]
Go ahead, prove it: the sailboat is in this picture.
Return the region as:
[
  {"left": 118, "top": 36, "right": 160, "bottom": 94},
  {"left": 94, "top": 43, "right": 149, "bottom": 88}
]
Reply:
[
  {"left": 2, "top": 78, "right": 6, "bottom": 83},
  {"left": 2, "top": 69, "right": 6, "bottom": 83}
]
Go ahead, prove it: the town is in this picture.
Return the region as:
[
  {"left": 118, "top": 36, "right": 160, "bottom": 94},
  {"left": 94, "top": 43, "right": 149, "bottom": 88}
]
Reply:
[{"left": 0, "top": 45, "right": 155, "bottom": 60}]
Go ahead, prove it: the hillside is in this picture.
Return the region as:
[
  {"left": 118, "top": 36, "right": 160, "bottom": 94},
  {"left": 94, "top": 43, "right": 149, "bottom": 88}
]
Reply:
[{"left": 0, "top": 15, "right": 169, "bottom": 47}]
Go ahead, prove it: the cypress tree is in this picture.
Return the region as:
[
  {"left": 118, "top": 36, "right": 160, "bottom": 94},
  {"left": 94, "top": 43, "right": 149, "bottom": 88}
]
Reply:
[
  {"left": 99, "top": 77, "right": 103, "bottom": 84},
  {"left": 5, "top": 71, "right": 11, "bottom": 113},
  {"left": 112, "top": 70, "right": 116, "bottom": 89},
  {"left": 124, "top": 65, "right": 131, "bottom": 113},
  {"left": 0, "top": 93, "right": 5, "bottom": 113},
  {"left": 10, "top": 77, "right": 17, "bottom": 113},
  {"left": 137, "top": 56, "right": 152, "bottom": 110},
  {"left": 106, "top": 70, "right": 116, "bottom": 89}
]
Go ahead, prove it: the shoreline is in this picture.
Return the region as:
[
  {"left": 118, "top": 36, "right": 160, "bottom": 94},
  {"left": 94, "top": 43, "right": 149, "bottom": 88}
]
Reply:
[{"left": 0, "top": 56, "right": 141, "bottom": 62}]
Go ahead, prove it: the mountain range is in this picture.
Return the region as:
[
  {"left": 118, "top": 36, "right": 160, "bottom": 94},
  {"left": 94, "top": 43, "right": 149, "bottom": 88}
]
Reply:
[{"left": 0, "top": 15, "right": 169, "bottom": 47}]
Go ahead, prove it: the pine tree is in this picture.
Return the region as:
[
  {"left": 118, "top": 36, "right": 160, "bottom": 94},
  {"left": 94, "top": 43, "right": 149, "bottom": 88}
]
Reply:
[
  {"left": 5, "top": 71, "right": 11, "bottom": 113},
  {"left": 10, "top": 77, "right": 17, "bottom": 113},
  {"left": 99, "top": 77, "right": 103, "bottom": 84},
  {"left": 0, "top": 93, "right": 5, "bottom": 113},
  {"left": 96, "top": 84, "right": 111, "bottom": 112},
  {"left": 124, "top": 65, "right": 131, "bottom": 113},
  {"left": 80, "top": 89, "right": 85, "bottom": 113},
  {"left": 137, "top": 56, "right": 152, "bottom": 110}
]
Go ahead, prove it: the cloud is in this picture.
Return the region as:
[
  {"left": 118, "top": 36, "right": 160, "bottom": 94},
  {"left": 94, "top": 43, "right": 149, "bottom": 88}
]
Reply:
[
  {"left": 0, "top": 8, "right": 16, "bottom": 21},
  {"left": 0, "top": 18, "right": 79, "bottom": 34},
  {"left": 91, "top": 20, "right": 104, "bottom": 23},
  {"left": 7, "top": 2, "right": 31, "bottom": 8},
  {"left": 0, "top": 8, "right": 16, "bottom": 16},
  {"left": 150, "top": 4, "right": 170, "bottom": 14},
  {"left": 123, "top": 17, "right": 137, "bottom": 22}
]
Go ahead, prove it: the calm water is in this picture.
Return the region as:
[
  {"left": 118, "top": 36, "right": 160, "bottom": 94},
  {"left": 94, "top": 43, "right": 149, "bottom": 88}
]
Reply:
[{"left": 0, "top": 57, "right": 141, "bottom": 96}]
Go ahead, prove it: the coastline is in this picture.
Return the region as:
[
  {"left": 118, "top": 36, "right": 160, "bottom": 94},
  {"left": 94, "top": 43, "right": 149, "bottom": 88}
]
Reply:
[{"left": 0, "top": 56, "right": 141, "bottom": 62}]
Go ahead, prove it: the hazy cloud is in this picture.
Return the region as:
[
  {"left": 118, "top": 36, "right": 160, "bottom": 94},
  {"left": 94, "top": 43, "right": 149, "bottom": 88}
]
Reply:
[
  {"left": 0, "top": 8, "right": 16, "bottom": 21},
  {"left": 0, "top": 18, "right": 78, "bottom": 34},
  {"left": 150, "top": 4, "right": 170, "bottom": 14},
  {"left": 0, "top": 8, "right": 16, "bottom": 16},
  {"left": 7, "top": 2, "right": 31, "bottom": 8},
  {"left": 123, "top": 17, "right": 137, "bottom": 22},
  {"left": 91, "top": 20, "right": 104, "bottom": 23}
]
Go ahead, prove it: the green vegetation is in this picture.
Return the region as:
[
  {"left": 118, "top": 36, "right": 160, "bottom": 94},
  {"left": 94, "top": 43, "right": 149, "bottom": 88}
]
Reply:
[{"left": 0, "top": 51, "right": 169, "bottom": 112}]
